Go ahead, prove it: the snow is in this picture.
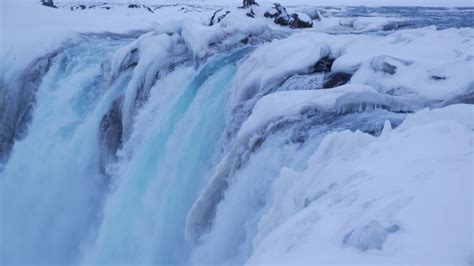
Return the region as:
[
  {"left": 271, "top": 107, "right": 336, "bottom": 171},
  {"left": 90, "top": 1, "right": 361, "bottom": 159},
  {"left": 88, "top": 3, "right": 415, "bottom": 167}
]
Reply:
[
  {"left": 117, "top": 33, "right": 182, "bottom": 136},
  {"left": 248, "top": 104, "right": 474, "bottom": 265},
  {"left": 181, "top": 14, "right": 270, "bottom": 58},
  {"left": 1, "top": 2, "right": 158, "bottom": 81},
  {"left": 314, "top": 16, "right": 408, "bottom": 33},
  {"left": 0, "top": 1, "right": 275, "bottom": 81},
  {"left": 226, "top": 33, "right": 331, "bottom": 117},
  {"left": 267, "top": 0, "right": 474, "bottom": 7},
  {"left": 238, "top": 84, "right": 416, "bottom": 137},
  {"left": 1, "top": 0, "right": 473, "bottom": 265},
  {"left": 333, "top": 27, "right": 474, "bottom": 100},
  {"left": 226, "top": 27, "right": 474, "bottom": 123},
  {"left": 9, "top": 0, "right": 474, "bottom": 7}
]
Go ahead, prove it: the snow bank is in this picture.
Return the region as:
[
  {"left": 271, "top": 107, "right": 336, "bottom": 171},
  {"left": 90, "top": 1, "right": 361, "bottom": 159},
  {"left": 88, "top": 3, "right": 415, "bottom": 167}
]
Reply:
[
  {"left": 10, "top": 0, "right": 473, "bottom": 7},
  {"left": 181, "top": 13, "right": 270, "bottom": 58},
  {"left": 0, "top": 2, "right": 161, "bottom": 81},
  {"left": 224, "top": 26, "right": 472, "bottom": 146},
  {"left": 248, "top": 104, "right": 474, "bottom": 265},
  {"left": 313, "top": 15, "right": 408, "bottom": 33},
  {"left": 227, "top": 27, "right": 474, "bottom": 127},
  {"left": 261, "top": 0, "right": 474, "bottom": 7},
  {"left": 226, "top": 33, "right": 331, "bottom": 118},
  {"left": 336, "top": 27, "right": 474, "bottom": 100},
  {"left": 238, "top": 84, "right": 423, "bottom": 138}
]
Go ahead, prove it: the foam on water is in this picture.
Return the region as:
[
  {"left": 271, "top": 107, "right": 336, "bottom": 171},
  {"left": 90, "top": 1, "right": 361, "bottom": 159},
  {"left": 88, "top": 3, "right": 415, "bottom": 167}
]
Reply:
[{"left": 0, "top": 36, "right": 131, "bottom": 264}]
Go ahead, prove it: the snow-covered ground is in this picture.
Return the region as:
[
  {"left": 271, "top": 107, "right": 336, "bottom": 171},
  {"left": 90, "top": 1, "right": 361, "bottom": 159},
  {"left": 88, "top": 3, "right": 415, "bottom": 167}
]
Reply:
[
  {"left": 1, "top": 1, "right": 473, "bottom": 265},
  {"left": 248, "top": 104, "right": 474, "bottom": 265},
  {"left": 10, "top": 0, "right": 474, "bottom": 6}
]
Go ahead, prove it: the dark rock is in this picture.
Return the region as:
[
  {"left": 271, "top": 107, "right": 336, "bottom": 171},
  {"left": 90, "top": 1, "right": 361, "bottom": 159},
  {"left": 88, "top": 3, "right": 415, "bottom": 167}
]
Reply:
[
  {"left": 263, "top": 7, "right": 280, "bottom": 18},
  {"left": 99, "top": 96, "right": 123, "bottom": 175},
  {"left": 431, "top": 75, "right": 446, "bottom": 81},
  {"left": 323, "top": 72, "right": 352, "bottom": 89},
  {"left": 241, "top": 0, "right": 259, "bottom": 8},
  {"left": 274, "top": 14, "right": 290, "bottom": 26},
  {"left": 217, "top": 11, "right": 231, "bottom": 23},
  {"left": 70, "top": 5, "right": 86, "bottom": 11},
  {"left": 127, "top": 4, "right": 153, "bottom": 13},
  {"left": 246, "top": 8, "right": 256, "bottom": 18},
  {"left": 265, "top": 3, "right": 313, "bottom": 28},
  {"left": 41, "top": 0, "right": 57, "bottom": 8},
  {"left": 0, "top": 51, "right": 59, "bottom": 162},
  {"left": 209, "top": 9, "right": 230, "bottom": 26},
  {"left": 264, "top": 3, "right": 287, "bottom": 20},
  {"left": 289, "top": 13, "right": 313, "bottom": 28},
  {"left": 383, "top": 22, "right": 410, "bottom": 31},
  {"left": 209, "top": 9, "right": 223, "bottom": 26},
  {"left": 312, "top": 56, "right": 335, "bottom": 73}
]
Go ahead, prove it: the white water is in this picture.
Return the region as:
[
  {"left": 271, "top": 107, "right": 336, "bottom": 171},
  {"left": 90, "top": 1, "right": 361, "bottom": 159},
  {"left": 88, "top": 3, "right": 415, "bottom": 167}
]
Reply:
[
  {"left": 0, "top": 38, "right": 259, "bottom": 265},
  {"left": 84, "top": 47, "right": 254, "bottom": 265},
  {"left": 0, "top": 34, "right": 412, "bottom": 265},
  {"left": 0, "top": 36, "right": 130, "bottom": 264}
]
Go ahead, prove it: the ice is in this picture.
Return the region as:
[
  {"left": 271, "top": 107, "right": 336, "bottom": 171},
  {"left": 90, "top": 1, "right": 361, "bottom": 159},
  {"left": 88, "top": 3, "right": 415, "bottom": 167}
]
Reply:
[
  {"left": 226, "top": 33, "right": 331, "bottom": 112},
  {"left": 248, "top": 104, "right": 474, "bottom": 265},
  {"left": 82, "top": 47, "right": 253, "bottom": 265},
  {"left": 117, "top": 33, "right": 184, "bottom": 138},
  {"left": 224, "top": 27, "right": 474, "bottom": 144},
  {"left": 238, "top": 84, "right": 424, "bottom": 138},
  {"left": 181, "top": 14, "right": 270, "bottom": 58},
  {"left": 0, "top": 51, "right": 59, "bottom": 162},
  {"left": 1, "top": 1, "right": 473, "bottom": 265},
  {"left": 342, "top": 220, "right": 400, "bottom": 251},
  {"left": 225, "top": 33, "right": 332, "bottom": 134}
]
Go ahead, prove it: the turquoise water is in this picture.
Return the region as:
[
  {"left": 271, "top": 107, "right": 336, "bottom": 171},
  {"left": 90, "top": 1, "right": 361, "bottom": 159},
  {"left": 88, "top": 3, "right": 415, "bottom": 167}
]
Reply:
[
  {"left": 0, "top": 36, "right": 131, "bottom": 264},
  {"left": 82, "top": 47, "right": 254, "bottom": 265}
]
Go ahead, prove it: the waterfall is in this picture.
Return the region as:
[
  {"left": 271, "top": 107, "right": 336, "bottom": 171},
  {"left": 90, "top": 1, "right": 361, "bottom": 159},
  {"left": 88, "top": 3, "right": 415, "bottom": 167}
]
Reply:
[
  {"left": 0, "top": 33, "right": 417, "bottom": 265},
  {"left": 0, "top": 35, "right": 132, "bottom": 264},
  {"left": 0, "top": 32, "right": 256, "bottom": 264},
  {"left": 1, "top": 15, "right": 471, "bottom": 265},
  {"left": 84, "top": 47, "right": 254, "bottom": 265}
]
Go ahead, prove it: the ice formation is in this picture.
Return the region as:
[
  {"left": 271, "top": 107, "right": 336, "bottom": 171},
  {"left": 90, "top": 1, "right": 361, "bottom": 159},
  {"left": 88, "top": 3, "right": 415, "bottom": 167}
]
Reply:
[{"left": 1, "top": 1, "right": 473, "bottom": 265}]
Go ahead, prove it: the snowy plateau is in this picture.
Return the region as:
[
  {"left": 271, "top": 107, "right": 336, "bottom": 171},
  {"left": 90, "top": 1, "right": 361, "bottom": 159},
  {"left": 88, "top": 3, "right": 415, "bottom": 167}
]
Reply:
[{"left": 0, "top": 0, "right": 473, "bottom": 265}]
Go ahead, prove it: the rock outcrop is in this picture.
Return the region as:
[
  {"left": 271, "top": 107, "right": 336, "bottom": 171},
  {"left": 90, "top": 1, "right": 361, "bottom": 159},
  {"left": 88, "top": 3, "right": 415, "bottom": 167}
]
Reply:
[{"left": 264, "top": 3, "right": 313, "bottom": 28}]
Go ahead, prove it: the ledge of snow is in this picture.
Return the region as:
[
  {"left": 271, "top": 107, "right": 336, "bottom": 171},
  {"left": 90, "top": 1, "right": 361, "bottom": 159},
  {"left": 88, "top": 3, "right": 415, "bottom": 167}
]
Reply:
[
  {"left": 237, "top": 84, "right": 425, "bottom": 138},
  {"left": 247, "top": 103, "right": 474, "bottom": 265}
]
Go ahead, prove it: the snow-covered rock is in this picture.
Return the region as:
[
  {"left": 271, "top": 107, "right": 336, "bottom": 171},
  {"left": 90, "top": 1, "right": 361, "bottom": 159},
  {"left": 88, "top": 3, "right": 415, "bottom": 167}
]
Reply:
[
  {"left": 237, "top": 84, "right": 423, "bottom": 138},
  {"left": 248, "top": 104, "right": 474, "bottom": 265},
  {"left": 263, "top": 3, "right": 313, "bottom": 28}
]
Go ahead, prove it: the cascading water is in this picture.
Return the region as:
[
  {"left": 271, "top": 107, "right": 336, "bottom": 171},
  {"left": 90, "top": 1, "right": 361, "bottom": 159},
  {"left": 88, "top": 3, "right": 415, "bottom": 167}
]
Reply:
[
  {"left": 0, "top": 35, "right": 133, "bottom": 264},
  {"left": 2, "top": 8, "right": 471, "bottom": 264},
  {"left": 186, "top": 108, "right": 407, "bottom": 265},
  {"left": 0, "top": 33, "right": 425, "bottom": 265},
  {"left": 84, "top": 47, "right": 254, "bottom": 265},
  {"left": 0, "top": 31, "right": 258, "bottom": 264}
]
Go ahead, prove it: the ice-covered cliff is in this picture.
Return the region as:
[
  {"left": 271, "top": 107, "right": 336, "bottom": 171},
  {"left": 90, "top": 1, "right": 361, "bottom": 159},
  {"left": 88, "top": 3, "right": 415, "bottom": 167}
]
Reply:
[{"left": 1, "top": 1, "right": 473, "bottom": 265}]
